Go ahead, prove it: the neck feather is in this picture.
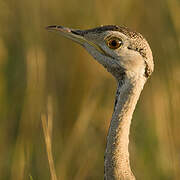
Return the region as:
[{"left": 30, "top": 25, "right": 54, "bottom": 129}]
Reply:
[{"left": 104, "top": 75, "right": 146, "bottom": 180}]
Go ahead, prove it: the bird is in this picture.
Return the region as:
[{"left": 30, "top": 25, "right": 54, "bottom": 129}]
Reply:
[{"left": 47, "top": 25, "right": 154, "bottom": 180}]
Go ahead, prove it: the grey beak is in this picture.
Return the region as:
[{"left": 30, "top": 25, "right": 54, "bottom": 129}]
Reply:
[
  {"left": 46, "top": 25, "right": 85, "bottom": 43},
  {"left": 46, "top": 25, "right": 107, "bottom": 56}
]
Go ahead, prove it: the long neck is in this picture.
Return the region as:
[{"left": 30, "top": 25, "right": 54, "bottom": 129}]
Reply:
[{"left": 104, "top": 76, "right": 146, "bottom": 180}]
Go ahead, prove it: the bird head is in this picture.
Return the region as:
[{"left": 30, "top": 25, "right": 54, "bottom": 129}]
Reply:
[{"left": 47, "top": 25, "right": 153, "bottom": 81}]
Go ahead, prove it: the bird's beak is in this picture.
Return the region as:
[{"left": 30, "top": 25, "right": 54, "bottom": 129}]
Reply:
[
  {"left": 46, "top": 25, "right": 107, "bottom": 56},
  {"left": 46, "top": 25, "right": 87, "bottom": 45}
]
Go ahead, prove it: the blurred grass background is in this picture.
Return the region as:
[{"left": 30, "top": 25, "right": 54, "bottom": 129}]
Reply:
[{"left": 0, "top": 0, "right": 180, "bottom": 179}]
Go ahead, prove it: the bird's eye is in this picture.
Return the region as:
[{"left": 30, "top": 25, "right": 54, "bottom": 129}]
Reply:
[{"left": 106, "top": 37, "right": 123, "bottom": 49}]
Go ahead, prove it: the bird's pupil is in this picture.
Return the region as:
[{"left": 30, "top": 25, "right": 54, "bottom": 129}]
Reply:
[{"left": 111, "top": 40, "right": 118, "bottom": 47}]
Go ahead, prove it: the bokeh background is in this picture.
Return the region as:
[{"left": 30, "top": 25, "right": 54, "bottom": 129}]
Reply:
[{"left": 0, "top": 0, "right": 180, "bottom": 179}]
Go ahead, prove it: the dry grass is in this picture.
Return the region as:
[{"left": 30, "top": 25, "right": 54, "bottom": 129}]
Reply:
[{"left": 41, "top": 97, "right": 57, "bottom": 180}]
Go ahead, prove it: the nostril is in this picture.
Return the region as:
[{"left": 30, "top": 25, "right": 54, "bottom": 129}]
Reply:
[
  {"left": 46, "top": 25, "right": 58, "bottom": 29},
  {"left": 57, "top": 25, "right": 63, "bottom": 29},
  {"left": 71, "top": 30, "right": 84, "bottom": 36},
  {"left": 71, "top": 30, "right": 79, "bottom": 35}
]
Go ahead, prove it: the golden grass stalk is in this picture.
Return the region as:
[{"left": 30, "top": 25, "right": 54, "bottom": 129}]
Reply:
[{"left": 41, "top": 97, "right": 57, "bottom": 180}]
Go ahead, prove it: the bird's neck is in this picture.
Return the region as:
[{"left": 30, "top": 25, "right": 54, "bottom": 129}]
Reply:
[{"left": 104, "top": 75, "right": 146, "bottom": 180}]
